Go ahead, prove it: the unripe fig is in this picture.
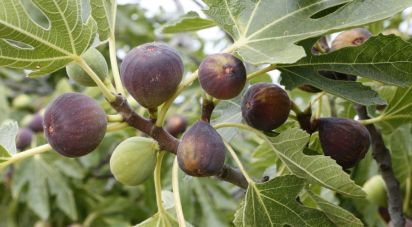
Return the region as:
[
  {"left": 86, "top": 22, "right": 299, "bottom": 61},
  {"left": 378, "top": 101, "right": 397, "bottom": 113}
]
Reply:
[
  {"left": 110, "top": 137, "right": 158, "bottom": 186},
  {"left": 28, "top": 113, "right": 43, "bottom": 133},
  {"left": 12, "top": 94, "right": 32, "bottom": 110},
  {"left": 43, "top": 93, "right": 107, "bottom": 157},
  {"left": 121, "top": 43, "right": 184, "bottom": 109},
  {"left": 66, "top": 48, "right": 108, "bottom": 87},
  {"left": 16, "top": 128, "right": 33, "bottom": 150},
  {"left": 198, "top": 53, "right": 246, "bottom": 100},
  {"left": 177, "top": 120, "right": 225, "bottom": 177},
  {"left": 165, "top": 115, "right": 188, "bottom": 137},
  {"left": 316, "top": 117, "right": 370, "bottom": 169},
  {"left": 241, "top": 83, "right": 291, "bottom": 131},
  {"left": 331, "top": 28, "right": 372, "bottom": 51},
  {"left": 362, "top": 175, "right": 387, "bottom": 207}
]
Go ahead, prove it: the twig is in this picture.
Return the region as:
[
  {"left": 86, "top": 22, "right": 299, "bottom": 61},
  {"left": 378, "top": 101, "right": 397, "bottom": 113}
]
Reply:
[
  {"left": 109, "top": 94, "right": 248, "bottom": 189},
  {"left": 354, "top": 104, "right": 405, "bottom": 227}
]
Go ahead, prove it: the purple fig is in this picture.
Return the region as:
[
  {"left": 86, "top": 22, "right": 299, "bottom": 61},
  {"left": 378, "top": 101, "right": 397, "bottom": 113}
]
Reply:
[
  {"left": 242, "top": 83, "right": 291, "bottom": 131},
  {"left": 177, "top": 120, "right": 225, "bottom": 177},
  {"left": 43, "top": 93, "right": 107, "bottom": 157},
  {"left": 121, "top": 43, "right": 184, "bottom": 109},
  {"left": 317, "top": 117, "right": 370, "bottom": 169},
  {"left": 28, "top": 113, "right": 44, "bottom": 133},
  {"left": 199, "top": 53, "right": 246, "bottom": 100},
  {"left": 16, "top": 128, "right": 33, "bottom": 150}
]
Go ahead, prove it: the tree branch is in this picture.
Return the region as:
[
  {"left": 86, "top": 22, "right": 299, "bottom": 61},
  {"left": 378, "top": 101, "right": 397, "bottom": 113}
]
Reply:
[
  {"left": 355, "top": 104, "right": 405, "bottom": 227},
  {"left": 110, "top": 95, "right": 248, "bottom": 189}
]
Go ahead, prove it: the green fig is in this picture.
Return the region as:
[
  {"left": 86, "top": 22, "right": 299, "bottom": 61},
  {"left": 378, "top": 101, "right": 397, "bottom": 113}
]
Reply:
[
  {"left": 110, "top": 137, "right": 158, "bottom": 186},
  {"left": 362, "top": 175, "right": 387, "bottom": 207},
  {"left": 66, "top": 48, "right": 108, "bottom": 87}
]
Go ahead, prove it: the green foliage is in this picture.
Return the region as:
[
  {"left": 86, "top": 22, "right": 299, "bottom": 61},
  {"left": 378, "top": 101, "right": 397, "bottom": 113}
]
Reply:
[{"left": 162, "top": 11, "right": 216, "bottom": 33}]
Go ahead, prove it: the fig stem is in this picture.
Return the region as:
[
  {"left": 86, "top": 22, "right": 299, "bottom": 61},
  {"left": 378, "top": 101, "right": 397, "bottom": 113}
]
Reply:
[
  {"left": 156, "top": 70, "right": 199, "bottom": 127},
  {"left": 359, "top": 116, "right": 384, "bottom": 125},
  {"left": 77, "top": 58, "right": 116, "bottom": 102},
  {"left": 290, "top": 100, "right": 303, "bottom": 115},
  {"left": 154, "top": 152, "right": 166, "bottom": 214},
  {"left": 246, "top": 64, "right": 277, "bottom": 81},
  {"left": 404, "top": 176, "right": 412, "bottom": 212},
  {"left": 107, "top": 114, "right": 124, "bottom": 122},
  {"left": 108, "top": 3, "right": 125, "bottom": 96},
  {"left": 106, "top": 122, "right": 129, "bottom": 132},
  {"left": 172, "top": 157, "right": 187, "bottom": 227},
  {"left": 0, "top": 144, "right": 52, "bottom": 170},
  {"left": 224, "top": 142, "right": 253, "bottom": 184}
]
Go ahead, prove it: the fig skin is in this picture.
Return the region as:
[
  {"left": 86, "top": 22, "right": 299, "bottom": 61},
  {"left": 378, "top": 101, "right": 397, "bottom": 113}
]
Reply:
[
  {"left": 66, "top": 48, "right": 108, "bottom": 87},
  {"left": 16, "top": 128, "right": 33, "bottom": 150},
  {"left": 110, "top": 137, "right": 158, "bottom": 186},
  {"left": 199, "top": 53, "right": 246, "bottom": 100},
  {"left": 362, "top": 175, "right": 387, "bottom": 207},
  {"left": 43, "top": 93, "right": 107, "bottom": 157},
  {"left": 121, "top": 43, "right": 184, "bottom": 109},
  {"left": 331, "top": 28, "right": 372, "bottom": 51},
  {"left": 241, "top": 83, "right": 291, "bottom": 131},
  {"left": 28, "top": 113, "right": 44, "bottom": 133},
  {"left": 165, "top": 115, "right": 188, "bottom": 137},
  {"left": 316, "top": 117, "right": 370, "bottom": 169},
  {"left": 177, "top": 120, "right": 225, "bottom": 177}
]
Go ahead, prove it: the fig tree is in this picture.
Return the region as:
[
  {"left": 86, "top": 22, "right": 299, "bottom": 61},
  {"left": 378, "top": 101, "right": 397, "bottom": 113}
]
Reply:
[
  {"left": 16, "top": 128, "right": 33, "bottom": 150},
  {"left": 241, "top": 83, "right": 291, "bottom": 131},
  {"left": 198, "top": 53, "right": 246, "bottom": 100},
  {"left": 110, "top": 137, "right": 158, "bottom": 186},
  {"left": 66, "top": 48, "right": 108, "bottom": 87},
  {"left": 177, "top": 120, "right": 225, "bottom": 177},
  {"left": 28, "top": 113, "right": 43, "bottom": 133},
  {"left": 120, "top": 43, "right": 184, "bottom": 109},
  {"left": 43, "top": 93, "right": 107, "bottom": 157},
  {"left": 316, "top": 117, "right": 370, "bottom": 169},
  {"left": 165, "top": 115, "right": 188, "bottom": 137}
]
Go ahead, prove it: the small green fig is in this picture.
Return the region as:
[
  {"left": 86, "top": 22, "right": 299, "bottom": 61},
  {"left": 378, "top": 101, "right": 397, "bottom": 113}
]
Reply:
[
  {"left": 362, "top": 175, "right": 387, "bottom": 207},
  {"left": 241, "top": 83, "right": 291, "bottom": 131},
  {"left": 199, "top": 53, "right": 246, "bottom": 100},
  {"left": 316, "top": 117, "right": 370, "bottom": 169},
  {"left": 66, "top": 48, "right": 108, "bottom": 87},
  {"left": 110, "top": 137, "right": 158, "bottom": 186},
  {"left": 121, "top": 43, "right": 184, "bottom": 109},
  {"left": 177, "top": 120, "right": 225, "bottom": 177},
  {"left": 165, "top": 115, "right": 188, "bottom": 137},
  {"left": 12, "top": 94, "right": 32, "bottom": 109},
  {"left": 331, "top": 28, "right": 372, "bottom": 51},
  {"left": 16, "top": 128, "right": 33, "bottom": 150},
  {"left": 43, "top": 93, "right": 107, "bottom": 157}
]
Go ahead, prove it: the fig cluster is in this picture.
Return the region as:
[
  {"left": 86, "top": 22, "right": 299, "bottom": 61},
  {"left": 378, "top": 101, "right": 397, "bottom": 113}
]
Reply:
[
  {"left": 121, "top": 43, "right": 184, "bottom": 110},
  {"left": 198, "top": 53, "right": 246, "bottom": 100},
  {"left": 110, "top": 137, "right": 158, "bottom": 186},
  {"left": 177, "top": 120, "right": 226, "bottom": 177},
  {"left": 16, "top": 113, "right": 44, "bottom": 150},
  {"left": 66, "top": 48, "right": 108, "bottom": 87},
  {"left": 43, "top": 93, "right": 107, "bottom": 157},
  {"left": 241, "top": 83, "right": 291, "bottom": 131},
  {"left": 316, "top": 117, "right": 370, "bottom": 169}
]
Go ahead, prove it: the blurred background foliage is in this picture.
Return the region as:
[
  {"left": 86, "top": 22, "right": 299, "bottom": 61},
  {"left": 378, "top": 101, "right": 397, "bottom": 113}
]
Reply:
[{"left": 0, "top": 1, "right": 412, "bottom": 226}]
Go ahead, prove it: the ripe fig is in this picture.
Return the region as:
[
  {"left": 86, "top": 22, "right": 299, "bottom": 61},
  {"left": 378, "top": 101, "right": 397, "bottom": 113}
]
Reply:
[
  {"left": 16, "top": 128, "right": 33, "bottom": 150},
  {"left": 331, "top": 28, "right": 372, "bottom": 51},
  {"left": 28, "top": 113, "right": 44, "bottom": 133},
  {"left": 198, "top": 53, "right": 246, "bottom": 100},
  {"left": 165, "top": 115, "right": 188, "bottom": 137},
  {"left": 177, "top": 120, "right": 225, "bottom": 177},
  {"left": 121, "top": 43, "right": 184, "bottom": 109},
  {"left": 43, "top": 93, "right": 107, "bottom": 157},
  {"left": 110, "top": 137, "right": 158, "bottom": 186},
  {"left": 66, "top": 48, "right": 108, "bottom": 87},
  {"left": 316, "top": 117, "right": 370, "bottom": 169},
  {"left": 241, "top": 83, "right": 291, "bottom": 131},
  {"left": 362, "top": 175, "right": 387, "bottom": 207}
]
